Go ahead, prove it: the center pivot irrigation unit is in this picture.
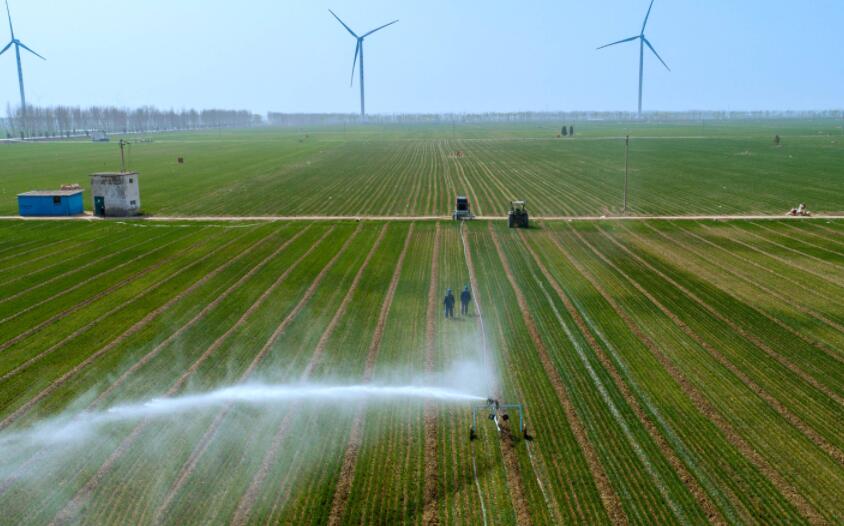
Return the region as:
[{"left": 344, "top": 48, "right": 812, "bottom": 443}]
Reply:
[{"left": 470, "top": 398, "right": 528, "bottom": 441}]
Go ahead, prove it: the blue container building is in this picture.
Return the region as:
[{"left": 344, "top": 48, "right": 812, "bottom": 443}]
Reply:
[{"left": 17, "top": 190, "right": 85, "bottom": 217}]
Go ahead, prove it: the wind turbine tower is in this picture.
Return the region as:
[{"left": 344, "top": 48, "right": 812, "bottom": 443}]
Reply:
[
  {"left": 597, "top": 0, "right": 669, "bottom": 116},
  {"left": 329, "top": 9, "right": 398, "bottom": 119},
  {"left": 0, "top": 0, "right": 45, "bottom": 115}
]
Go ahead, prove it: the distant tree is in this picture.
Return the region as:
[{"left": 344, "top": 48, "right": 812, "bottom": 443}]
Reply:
[
  {"left": 561, "top": 126, "right": 568, "bottom": 137},
  {"left": 774, "top": 134, "right": 781, "bottom": 146},
  {"left": 569, "top": 125, "right": 574, "bottom": 137}
]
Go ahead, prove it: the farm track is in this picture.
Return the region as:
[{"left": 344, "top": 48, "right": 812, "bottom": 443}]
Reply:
[{"left": 422, "top": 224, "right": 441, "bottom": 525}]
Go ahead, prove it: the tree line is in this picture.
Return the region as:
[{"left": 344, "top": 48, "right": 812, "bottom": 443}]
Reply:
[{"left": 2, "top": 105, "right": 262, "bottom": 139}]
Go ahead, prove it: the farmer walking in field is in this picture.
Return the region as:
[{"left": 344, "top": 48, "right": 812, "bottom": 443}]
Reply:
[
  {"left": 460, "top": 284, "right": 472, "bottom": 316},
  {"left": 444, "top": 288, "right": 456, "bottom": 319}
]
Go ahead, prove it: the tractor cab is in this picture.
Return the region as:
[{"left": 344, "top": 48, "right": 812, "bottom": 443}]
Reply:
[
  {"left": 508, "top": 200, "right": 529, "bottom": 228},
  {"left": 453, "top": 195, "right": 474, "bottom": 220}
]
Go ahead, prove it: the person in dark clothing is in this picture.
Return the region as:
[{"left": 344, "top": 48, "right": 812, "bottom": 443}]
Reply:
[
  {"left": 460, "top": 284, "right": 472, "bottom": 315},
  {"left": 444, "top": 288, "right": 455, "bottom": 319}
]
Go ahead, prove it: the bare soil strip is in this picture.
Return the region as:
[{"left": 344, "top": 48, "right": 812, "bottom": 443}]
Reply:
[
  {"left": 230, "top": 224, "right": 385, "bottom": 526},
  {"left": 519, "top": 230, "right": 725, "bottom": 525},
  {"left": 327, "top": 224, "right": 414, "bottom": 526},
  {"left": 422, "top": 224, "right": 441, "bottom": 526},
  {"left": 561, "top": 229, "right": 825, "bottom": 525},
  {"left": 0, "top": 229, "right": 261, "bottom": 433},
  {"left": 487, "top": 224, "right": 625, "bottom": 526},
  {"left": 596, "top": 227, "right": 844, "bottom": 462},
  {"left": 52, "top": 226, "right": 340, "bottom": 526}
]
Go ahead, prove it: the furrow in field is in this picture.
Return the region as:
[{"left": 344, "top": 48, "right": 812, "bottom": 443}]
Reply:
[
  {"left": 229, "top": 224, "right": 386, "bottom": 526},
  {"left": 464, "top": 222, "right": 533, "bottom": 526},
  {"left": 0, "top": 227, "right": 203, "bottom": 356},
  {"left": 0, "top": 228, "right": 263, "bottom": 433},
  {"left": 656, "top": 223, "right": 844, "bottom": 362},
  {"left": 90, "top": 225, "right": 311, "bottom": 407},
  {"left": 782, "top": 222, "right": 844, "bottom": 251},
  {"left": 519, "top": 229, "right": 726, "bottom": 525},
  {"left": 563, "top": 227, "right": 826, "bottom": 525},
  {"left": 326, "top": 223, "right": 414, "bottom": 526},
  {"left": 49, "top": 226, "right": 332, "bottom": 525},
  {"left": 755, "top": 222, "right": 844, "bottom": 259},
  {"left": 422, "top": 223, "right": 440, "bottom": 525},
  {"left": 548, "top": 228, "right": 820, "bottom": 524},
  {"left": 0, "top": 227, "right": 152, "bottom": 300},
  {"left": 147, "top": 227, "right": 332, "bottom": 523},
  {"left": 0, "top": 226, "right": 98, "bottom": 267},
  {"left": 484, "top": 223, "right": 625, "bottom": 525},
  {"left": 715, "top": 223, "right": 844, "bottom": 288},
  {"left": 596, "top": 225, "right": 844, "bottom": 460},
  {"left": 0, "top": 232, "right": 216, "bottom": 383},
  {"left": 640, "top": 222, "right": 844, "bottom": 369}
]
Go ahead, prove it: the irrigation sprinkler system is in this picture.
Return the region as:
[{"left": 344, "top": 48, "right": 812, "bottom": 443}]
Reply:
[{"left": 469, "top": 398, "right": 526, "bottom": 441}]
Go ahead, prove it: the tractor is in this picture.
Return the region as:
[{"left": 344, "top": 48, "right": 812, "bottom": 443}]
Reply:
[
  {"left": 453, "top": 195, "right": 474, "bottom": 220},
  {"left": 508, "top": 200, "right": 529, "bottom": 228}
]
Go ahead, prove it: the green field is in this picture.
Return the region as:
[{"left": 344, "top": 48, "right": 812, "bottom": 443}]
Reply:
[
  {"left": 0, "top": 215, "right": 842, "bottom": 525},
  {"left": 2, "top": 120, "right": 843, "bottom": 217}
]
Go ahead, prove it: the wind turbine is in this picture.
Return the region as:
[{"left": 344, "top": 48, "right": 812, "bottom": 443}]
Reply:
[
  {"left": 329, "top": 9, "right": 397, "bottom": 119},
  {"left": 597, "top": 0, "right": 669, "bottom": 116},
  {"left": 0, "top": 0, "right": 45, "bottom": 115}
]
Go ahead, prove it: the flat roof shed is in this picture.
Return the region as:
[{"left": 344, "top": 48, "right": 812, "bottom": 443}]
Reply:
[{"left": 17, "top": 190, "right": 85, "bottom": 217}]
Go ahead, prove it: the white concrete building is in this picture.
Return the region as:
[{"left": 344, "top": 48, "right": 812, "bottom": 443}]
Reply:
[{"left": 90, "top": 172, "right": 141, "bottom": 217}]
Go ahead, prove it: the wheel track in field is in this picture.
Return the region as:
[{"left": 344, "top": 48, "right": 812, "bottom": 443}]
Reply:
[
  {"left": 0, "top": 227, "right": 201, "bottom": 354},
  {"left": 519, "top": 229, "right": 728, "bottom": 525},
  {"left": 595, "top": 226, "right": 844, "bottom": 460},
  {"left": 468, "top": 222, "right": 542, "bottom": 525},
  {"left": 422, "top": 224, "right": 441, "bottom": 525},
  {"left": 485, "top": 223, "right": 625, "bottom": 526},
  {"left": 327, "top": 224, "right": 414, "bottom": 526},
  {"left": 561, "top": 227, "right": 826, "bottom": 525},
  {"left": 0, "top": 227, "right": 263, "bottom": 433},
  {"left": 0, "top": 227, "right": 151, "bottom": 297},
  {"left": 655, "top": 223, "right": 844, "bottom": 363},
  {"left": 782, "top": 222, "right": 844, "bottom": 252},
  {"left": 229, "top": 223, "right": 385, "bottom": 526},
  {"left": 50, "top": 225, "right": 340, "bottom": 526},
  {"left": 639, "top": 223, "right": 844, "bottom": 368},
  {"left": 0, "top": 226, "right": 96, "bottom": 266}
]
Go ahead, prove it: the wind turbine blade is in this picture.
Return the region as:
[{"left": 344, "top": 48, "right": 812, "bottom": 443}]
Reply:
[
  {"left": 641, "top": 0, "right": 655, "bottom": 34},
  {"left": 0, "top": 40, "right": 12, "bottom": 56},
  {"left": 362, "top": 19, "right": 398, "bottom": 38},
  {"left": 5, "top": 0, "right": 14, "bottom": 40},
  {"left": 350, "top": 40, "right": 360, "bottom": 86},
  {"left": 597, "top": 35, "right": 639, "bottom": 50},
  {"left": 329, "top": 9, "right": 358, "bottom": 38},
  {"left": 16, "top": 40, "right": 45, "bottom": 60},
  {"left": 643, "top": 38, "right": 670, "bottom": 71}
]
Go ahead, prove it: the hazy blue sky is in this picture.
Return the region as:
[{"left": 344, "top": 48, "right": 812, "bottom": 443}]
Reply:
[{"left": 0, "top": 0, "right": 841, "bottom": 114}]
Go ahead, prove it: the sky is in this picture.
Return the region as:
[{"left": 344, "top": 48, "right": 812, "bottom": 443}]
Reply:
[{"left": 0, "top": 0, "right": 842, "bottom": 115}]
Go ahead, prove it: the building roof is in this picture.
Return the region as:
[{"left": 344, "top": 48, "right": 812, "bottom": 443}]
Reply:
[
  {"left": 91, "top": 172, "right": 138, "bottom": 177},
  {"left": 17, "top": 189, "right": 84, "bottom": 197}
]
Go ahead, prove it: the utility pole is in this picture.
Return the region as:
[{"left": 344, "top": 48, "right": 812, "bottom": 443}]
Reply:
[
  {"left": 119, "top": 139, "right": 128, "bottom": 173},
  {"left": 623, "top": 135, "right": 630, "bottom": 214}
]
